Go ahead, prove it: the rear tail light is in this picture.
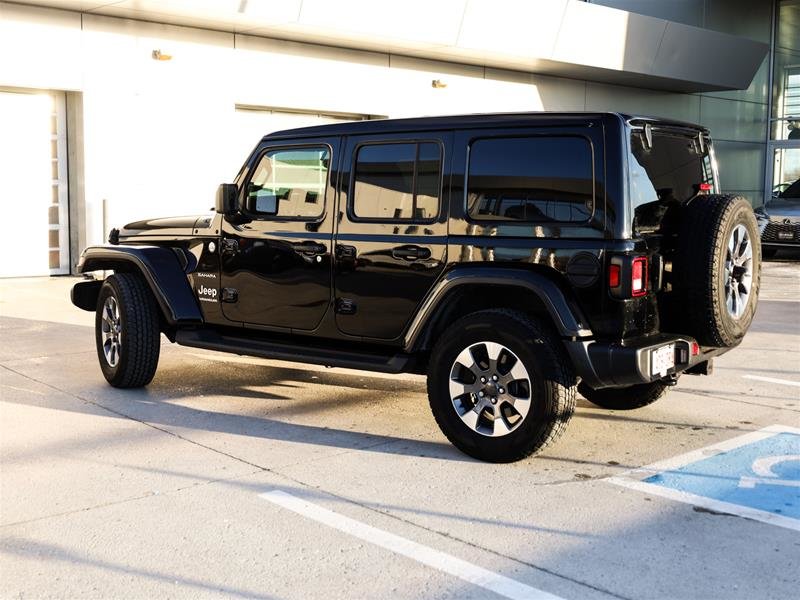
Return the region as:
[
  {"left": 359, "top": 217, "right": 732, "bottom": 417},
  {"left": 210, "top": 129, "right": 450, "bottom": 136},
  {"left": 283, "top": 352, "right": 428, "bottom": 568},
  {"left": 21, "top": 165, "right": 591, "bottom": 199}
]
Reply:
[
  {"left": 608, "top": 255, "right": 650, "bottom": 298},
  {"left": 631, "top": 256, "right": 648, "bottom": 297},
  {"left": 698, "top": 183, "right": 712, "bottom": 193},
  {"left": 608, "top": 264, "right": 621, "bottom": 288},
  {"left": 691, "top": 341, "right": 700, "bottom": 356}
]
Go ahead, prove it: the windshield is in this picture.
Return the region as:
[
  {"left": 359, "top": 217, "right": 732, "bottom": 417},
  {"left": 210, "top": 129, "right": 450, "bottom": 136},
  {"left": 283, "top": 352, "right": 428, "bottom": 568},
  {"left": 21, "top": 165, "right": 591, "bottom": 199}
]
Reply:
[
  {"left": 776, "top": 178, "right": 800, "bottom": 201},
  {"left": 629, "top": 128, "right": 716, "bottom": 234}
]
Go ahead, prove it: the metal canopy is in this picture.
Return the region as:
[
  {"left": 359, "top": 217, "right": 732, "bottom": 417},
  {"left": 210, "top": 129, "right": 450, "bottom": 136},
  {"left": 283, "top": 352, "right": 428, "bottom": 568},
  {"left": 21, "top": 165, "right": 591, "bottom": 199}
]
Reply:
[{"left": 7, "top": 0, "right": 769, "bottom": 92}]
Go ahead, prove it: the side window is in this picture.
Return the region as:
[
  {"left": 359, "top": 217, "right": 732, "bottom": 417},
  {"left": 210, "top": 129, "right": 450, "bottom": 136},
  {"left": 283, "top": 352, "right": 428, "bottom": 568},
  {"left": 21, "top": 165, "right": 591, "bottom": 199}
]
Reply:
[
  {"left": 352, "top": 142, "right": 441, "bottom": 221},
  {"left": 467, "top": 136, "right": 593, "bottom": 223},
  {"left": 246, "top": 146, "right": 329, "bottom": 218}
]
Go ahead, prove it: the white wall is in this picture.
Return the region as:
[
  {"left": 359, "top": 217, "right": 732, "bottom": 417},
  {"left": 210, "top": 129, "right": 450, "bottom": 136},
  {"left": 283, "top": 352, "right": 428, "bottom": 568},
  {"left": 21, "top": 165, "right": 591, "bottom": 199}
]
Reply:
[{"left": 0, "top": 2, "right": 771, "bottom": 255}]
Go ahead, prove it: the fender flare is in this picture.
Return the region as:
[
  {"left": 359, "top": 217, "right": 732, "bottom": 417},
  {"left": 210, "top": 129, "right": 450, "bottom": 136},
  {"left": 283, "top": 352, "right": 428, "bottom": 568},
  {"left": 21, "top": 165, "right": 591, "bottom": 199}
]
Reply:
[
  {"left": 403, "top": 267, "right": 594, "bottom": 352},
  {"left": 72, "top": 245, "right": 202, "bottom": 325}
]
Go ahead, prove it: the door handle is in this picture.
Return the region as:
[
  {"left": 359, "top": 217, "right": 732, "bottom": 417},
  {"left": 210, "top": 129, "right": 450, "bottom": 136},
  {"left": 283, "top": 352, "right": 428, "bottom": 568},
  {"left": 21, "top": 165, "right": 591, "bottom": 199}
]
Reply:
[
  {"left": 392, "top": 245, "right": 431, "bottom": 261},
  {"left": 291, "top": 241, "right": 327, "bottom": 256}
]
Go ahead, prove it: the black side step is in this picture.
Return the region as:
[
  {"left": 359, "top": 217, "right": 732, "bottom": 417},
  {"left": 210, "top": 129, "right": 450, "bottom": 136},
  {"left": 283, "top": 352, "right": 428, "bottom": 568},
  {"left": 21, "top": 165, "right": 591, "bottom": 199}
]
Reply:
[{"left": 175, "top": 329, "right": 414, "bottom": 374}]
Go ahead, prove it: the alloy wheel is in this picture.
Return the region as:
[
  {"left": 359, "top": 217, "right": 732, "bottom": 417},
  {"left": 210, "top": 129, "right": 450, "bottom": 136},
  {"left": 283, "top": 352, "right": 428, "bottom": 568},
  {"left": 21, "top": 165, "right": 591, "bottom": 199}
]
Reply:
[
  {"left": 724, "top": 223, "right": 754, "bottom": 319},
  {"left": 448, "top": 341, "right": 532, "bottom": 437},
  {"left": 101, "top": 296, "right": 123, "bottom": 367}
]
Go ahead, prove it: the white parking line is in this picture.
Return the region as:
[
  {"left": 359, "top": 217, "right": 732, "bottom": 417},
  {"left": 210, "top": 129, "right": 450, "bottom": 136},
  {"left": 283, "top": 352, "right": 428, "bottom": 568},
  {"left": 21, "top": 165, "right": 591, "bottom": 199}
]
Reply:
[
  {"left": 742, "top": 374, "right": 800, "bottom": 387},
  {"left": 259, "top": 490, "right": 564, "bottom": 600}
]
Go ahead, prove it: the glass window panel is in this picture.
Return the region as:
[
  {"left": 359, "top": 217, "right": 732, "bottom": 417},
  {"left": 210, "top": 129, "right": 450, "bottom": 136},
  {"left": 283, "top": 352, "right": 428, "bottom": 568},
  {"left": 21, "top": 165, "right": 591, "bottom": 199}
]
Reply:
[
  {"left": 353, "top": 143, "right": 415, "bottom": 220},
  {"left": 353, "top": 142, "right": 441, "bottom": 221},
  {"left": 467, "top": 136, "right": 593, "bottom": 222},
  {"left": 247, "top": 147, "right": 328, "bottom": 218},
  {"left": 771, "top": 0, "right": 800, "bottom": 140},
  {"left": 629, "top": 130, "right": 715, "bottom": 234}
]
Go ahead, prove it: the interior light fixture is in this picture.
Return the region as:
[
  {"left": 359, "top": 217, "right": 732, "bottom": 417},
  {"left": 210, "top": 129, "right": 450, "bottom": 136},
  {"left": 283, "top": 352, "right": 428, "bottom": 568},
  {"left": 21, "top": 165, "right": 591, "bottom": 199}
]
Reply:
[
  {"left": 431, "top": 79, "right": 447, "bottom": 89},
  {"left": 152, "top": 49, "right": 173, "bottom": 61}
]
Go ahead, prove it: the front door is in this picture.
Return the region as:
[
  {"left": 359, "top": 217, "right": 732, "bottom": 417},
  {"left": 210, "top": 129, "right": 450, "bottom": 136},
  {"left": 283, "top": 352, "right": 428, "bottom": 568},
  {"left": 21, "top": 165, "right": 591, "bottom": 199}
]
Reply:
[
  {"left": 333, "top": 132, "right": 451, "bottom": 340},
  {"left": 220, "top": 138, "right": 338, "bottom": 330}
]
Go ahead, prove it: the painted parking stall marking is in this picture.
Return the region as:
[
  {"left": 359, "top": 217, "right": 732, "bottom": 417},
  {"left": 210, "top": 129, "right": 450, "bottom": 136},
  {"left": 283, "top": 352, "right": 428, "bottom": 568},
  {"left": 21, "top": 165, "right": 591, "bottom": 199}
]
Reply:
[
  {"left": 608, "top": 425, "right": 800, "bottom": 532},
  {"left": 742, "top": 374, "right": 800, "bottom": 388},
  {"left": 260, "top": 490, "right": 564, "bottom": 600}
]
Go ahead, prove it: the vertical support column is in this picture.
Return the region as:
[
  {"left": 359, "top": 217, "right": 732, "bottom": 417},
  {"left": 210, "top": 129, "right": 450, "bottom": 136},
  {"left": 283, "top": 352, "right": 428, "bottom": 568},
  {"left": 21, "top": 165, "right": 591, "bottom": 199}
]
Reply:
[{"left": 66, "top": 91, "right": 86, "bottom": 274}]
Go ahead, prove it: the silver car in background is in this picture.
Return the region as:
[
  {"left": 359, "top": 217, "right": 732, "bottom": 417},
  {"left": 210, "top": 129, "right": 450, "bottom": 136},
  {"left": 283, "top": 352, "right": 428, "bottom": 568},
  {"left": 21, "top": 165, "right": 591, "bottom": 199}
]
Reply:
[{"left": 756, "top": 178, "right": 800, "bottom": 258}]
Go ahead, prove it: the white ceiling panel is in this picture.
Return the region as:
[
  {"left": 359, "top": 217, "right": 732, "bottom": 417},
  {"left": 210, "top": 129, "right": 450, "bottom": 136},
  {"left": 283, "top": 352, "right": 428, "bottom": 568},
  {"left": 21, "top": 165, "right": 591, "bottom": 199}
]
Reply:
[
  {"left": 456, "top": 0, "right": 568, "bottom": 59},
  {"left": 2, "top": 0, "right": 771, "bottom": 92}
]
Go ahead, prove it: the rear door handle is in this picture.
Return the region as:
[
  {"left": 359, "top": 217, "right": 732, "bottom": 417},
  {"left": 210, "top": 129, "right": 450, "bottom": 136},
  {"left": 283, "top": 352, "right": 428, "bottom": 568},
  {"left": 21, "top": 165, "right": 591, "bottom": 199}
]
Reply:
[
  {"left": 291, "top": 241, "right": 327, "bottom": 256},
  {"left": 392, "top": 245, "right": 431, "bottom": 261}
]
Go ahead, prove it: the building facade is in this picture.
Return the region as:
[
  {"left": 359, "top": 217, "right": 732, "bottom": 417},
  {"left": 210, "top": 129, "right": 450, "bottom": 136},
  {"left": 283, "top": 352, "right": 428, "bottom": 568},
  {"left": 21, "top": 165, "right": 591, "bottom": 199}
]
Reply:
[{"left": 0, "top": 0, "right": 797, "bottom": 276}]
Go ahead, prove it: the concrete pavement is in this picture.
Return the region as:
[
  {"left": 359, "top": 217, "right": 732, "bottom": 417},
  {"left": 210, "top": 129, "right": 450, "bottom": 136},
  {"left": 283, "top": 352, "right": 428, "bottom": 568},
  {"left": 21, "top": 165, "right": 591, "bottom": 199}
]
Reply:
[{"left": 1, "top": 257, "right": 799, "bottom": 599}]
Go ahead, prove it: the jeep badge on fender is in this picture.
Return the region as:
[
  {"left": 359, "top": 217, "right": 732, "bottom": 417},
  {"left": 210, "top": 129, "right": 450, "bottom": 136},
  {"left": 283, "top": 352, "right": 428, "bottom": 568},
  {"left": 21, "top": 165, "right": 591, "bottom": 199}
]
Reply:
[{"left": 197, "top": 285, "right": 218, "bottom": 302}]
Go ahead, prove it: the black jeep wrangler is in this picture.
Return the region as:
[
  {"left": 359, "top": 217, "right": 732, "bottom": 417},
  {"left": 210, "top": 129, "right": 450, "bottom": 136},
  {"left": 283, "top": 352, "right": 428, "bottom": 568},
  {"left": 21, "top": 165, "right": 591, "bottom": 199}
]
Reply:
[{"left": 71, "top": 112, "right": 760, "bottom": 462}]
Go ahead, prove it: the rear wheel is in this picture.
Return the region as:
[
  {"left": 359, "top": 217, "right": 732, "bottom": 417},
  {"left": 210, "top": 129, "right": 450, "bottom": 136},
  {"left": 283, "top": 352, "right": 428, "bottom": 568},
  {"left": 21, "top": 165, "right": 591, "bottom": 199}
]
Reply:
[
  {"left": 95, "top": 273, "right": 161, "bottom": 388},
  {"left": 427, "top": 309, "right": 576, "bottom": 463},
  {"left": 578, "top": 380, "right": 668, "bottom": 410}
]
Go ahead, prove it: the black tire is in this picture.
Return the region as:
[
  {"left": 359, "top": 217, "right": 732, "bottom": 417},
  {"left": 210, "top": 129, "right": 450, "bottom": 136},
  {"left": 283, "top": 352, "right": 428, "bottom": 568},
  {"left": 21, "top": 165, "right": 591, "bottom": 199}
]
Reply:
[
  {"left": 427, "top": 309, "right": 576, "bottom": 463},
  {"left": 761, "top": 246, "right": 778, "bottom": 259},
  {"left": 676, "top": 194, "right": 761, "bottom": 347},
  {"left": 95, "top": 273, "right": 161, "bottom": 388},
  {"left": 578, "top": 380, "right": 668, "bottom": 410}
]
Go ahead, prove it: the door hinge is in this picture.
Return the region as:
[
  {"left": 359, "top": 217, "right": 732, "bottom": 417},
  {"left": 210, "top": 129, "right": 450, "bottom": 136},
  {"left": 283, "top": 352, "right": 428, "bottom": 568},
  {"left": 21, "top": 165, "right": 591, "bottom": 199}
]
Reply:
[
  {"left": 335, "top": 244, "right": 356, "bottom": 259},
  {"left": 335, "top": 298, "right": 357, "bottom": 315},
  {"left": 221, "top": 238, "right": 239, "bottom": 254}
]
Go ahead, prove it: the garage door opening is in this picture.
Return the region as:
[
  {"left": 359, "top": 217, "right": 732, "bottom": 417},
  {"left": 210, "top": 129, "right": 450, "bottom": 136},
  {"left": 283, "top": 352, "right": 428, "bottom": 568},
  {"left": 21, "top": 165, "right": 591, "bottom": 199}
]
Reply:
[
  {"left": 232, "top": 105, "right": 383, "bottom": 165},
  {"left": 0, "top": 89, "right": 70, "bottom": 277}
]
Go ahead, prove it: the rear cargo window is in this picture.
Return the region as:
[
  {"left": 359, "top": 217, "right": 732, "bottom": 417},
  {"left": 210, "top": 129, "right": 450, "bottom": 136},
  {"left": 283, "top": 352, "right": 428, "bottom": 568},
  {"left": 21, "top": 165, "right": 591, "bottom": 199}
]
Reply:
[
  {"left": 629, "top": 129, "right": 715, "bottom": 234},
  {"left": 466, "top": 136, "right": 593, "bottom": 223}
]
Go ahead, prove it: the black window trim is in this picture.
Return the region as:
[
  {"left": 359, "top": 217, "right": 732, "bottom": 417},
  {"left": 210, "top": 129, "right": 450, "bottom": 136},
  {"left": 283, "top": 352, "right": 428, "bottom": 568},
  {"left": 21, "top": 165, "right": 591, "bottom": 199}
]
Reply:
[
  {"left": 241, "top": 142, "right": 333, "bottom": 223},
  {"left": 463, "top": 133, "right": 596, "bottom": 225},
  {"left": 347, "top": 139, "right": 444, "bottom": 225}
]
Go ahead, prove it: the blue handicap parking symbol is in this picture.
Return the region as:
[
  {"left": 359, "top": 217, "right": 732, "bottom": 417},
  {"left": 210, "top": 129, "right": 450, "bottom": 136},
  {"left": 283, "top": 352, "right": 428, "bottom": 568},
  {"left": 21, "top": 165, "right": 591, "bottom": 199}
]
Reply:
[{"left": 645, "top": 430, "right": 800, "bottom": 521}]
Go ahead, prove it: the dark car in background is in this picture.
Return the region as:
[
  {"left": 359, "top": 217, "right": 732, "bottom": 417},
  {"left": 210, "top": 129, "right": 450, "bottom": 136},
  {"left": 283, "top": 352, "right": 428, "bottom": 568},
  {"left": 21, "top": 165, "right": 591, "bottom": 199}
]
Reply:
[{"left": 757, "top": 179, "right": 800, "bottom": 258}]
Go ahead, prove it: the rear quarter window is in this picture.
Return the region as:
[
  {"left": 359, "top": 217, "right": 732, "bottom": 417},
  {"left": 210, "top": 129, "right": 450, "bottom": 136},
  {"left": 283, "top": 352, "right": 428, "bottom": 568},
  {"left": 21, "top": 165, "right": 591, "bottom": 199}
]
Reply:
[{"left": 466, "top": 136, "right": 594, "bottom": 223}]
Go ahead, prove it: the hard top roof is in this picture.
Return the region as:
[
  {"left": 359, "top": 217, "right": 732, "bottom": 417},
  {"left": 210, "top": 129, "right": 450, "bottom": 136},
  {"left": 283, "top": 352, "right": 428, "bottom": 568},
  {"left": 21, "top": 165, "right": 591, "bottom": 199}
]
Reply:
[{"left": 262, "top": 112, "right": 707, "bottom": 141}]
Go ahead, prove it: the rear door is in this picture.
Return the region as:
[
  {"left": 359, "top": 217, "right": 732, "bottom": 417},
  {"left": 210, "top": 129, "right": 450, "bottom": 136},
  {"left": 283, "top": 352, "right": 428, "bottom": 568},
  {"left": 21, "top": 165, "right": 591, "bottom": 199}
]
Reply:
[
  {"left": 220, "top": 137, "right": 338, "bottom": 330},
  {"left": 333, "top": 132, "right": 451, "bottom": 340}
]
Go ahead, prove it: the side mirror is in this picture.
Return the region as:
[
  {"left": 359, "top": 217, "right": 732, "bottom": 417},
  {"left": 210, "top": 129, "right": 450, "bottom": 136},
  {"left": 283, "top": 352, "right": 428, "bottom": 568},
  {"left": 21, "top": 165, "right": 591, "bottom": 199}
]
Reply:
[{"left": 215, "top": 183, "right": 238, "bottom": 215}]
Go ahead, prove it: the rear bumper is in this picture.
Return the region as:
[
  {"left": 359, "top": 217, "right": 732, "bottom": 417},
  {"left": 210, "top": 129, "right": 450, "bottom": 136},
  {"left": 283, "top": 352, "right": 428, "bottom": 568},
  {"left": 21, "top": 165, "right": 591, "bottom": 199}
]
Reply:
[{"left": 566, "top": 333, "right": 729, "bottom": 389}]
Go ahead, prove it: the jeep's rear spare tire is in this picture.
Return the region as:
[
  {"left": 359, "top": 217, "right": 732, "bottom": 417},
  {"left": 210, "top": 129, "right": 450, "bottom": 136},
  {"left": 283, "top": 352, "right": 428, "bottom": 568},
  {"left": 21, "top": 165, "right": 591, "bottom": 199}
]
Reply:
[{"left": 676, "top": 194, "right": 760, "bottom": 348}]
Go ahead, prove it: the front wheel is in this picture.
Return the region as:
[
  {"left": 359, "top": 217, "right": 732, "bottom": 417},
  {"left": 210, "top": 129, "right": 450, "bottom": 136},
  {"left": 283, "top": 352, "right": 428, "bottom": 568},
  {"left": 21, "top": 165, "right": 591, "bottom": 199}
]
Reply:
[
  {"left": 578, "top": 380, "right": 668, "bottom": 410},
  {"left": 95, "top": 273, "right": 161, "bottom": 388},
  {"left": 427, "top": 309, "right": 576, "bottom": 463}
]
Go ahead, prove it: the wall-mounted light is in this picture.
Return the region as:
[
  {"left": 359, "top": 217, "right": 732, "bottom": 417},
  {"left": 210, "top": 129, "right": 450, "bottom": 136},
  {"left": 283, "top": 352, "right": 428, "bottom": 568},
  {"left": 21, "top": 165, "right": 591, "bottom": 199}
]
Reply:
[
  {"left": 152, "top": 49, "right": 173, "bottom": 61},
  {"left": 431, "top": 79, "right": 447, "bottom": 89}
]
